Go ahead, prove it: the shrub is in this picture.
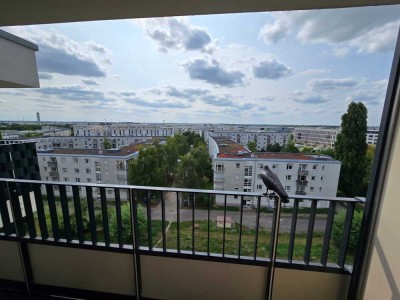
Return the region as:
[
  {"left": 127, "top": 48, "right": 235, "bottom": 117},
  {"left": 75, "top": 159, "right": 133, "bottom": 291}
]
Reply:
[
  {"left": 109, "top": 203, "right": 146, "bottom": 244},
  {"left": 332, "top": 209, "right": 363, "bottom": 253}
]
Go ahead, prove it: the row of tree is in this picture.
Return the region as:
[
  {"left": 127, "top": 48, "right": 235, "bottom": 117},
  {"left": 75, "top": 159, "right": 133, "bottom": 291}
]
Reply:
[{"left": 128, "top": 132, "right": 212, "bottom": 190}]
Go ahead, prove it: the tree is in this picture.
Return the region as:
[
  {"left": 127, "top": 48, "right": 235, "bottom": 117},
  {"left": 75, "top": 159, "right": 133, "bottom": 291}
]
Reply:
[
  {"left": 109, "top": 203, "right": 146, "bottom": 244},
  {"left": 247, "top": 141, "right": 257, "bottom": 152},
  {"left": 103, "top": 138, "right": 112, "bottom": 149},
  {"left": 335, "top": 102, "right": 368, "bottom": 197},
  {"left": 0, "top": 130, "right": 2, "bottom": 140},
  {"left": 267, "top": 143, "right": 282, "bottom": 152},
  {"left": 281, "top": 134, "right": 300, "bottom": 153}
]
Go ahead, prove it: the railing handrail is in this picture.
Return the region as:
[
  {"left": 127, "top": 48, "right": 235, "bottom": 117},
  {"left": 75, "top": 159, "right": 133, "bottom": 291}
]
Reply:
[{"left": 0, "top": 177, "right": 364, "bottom": 202}]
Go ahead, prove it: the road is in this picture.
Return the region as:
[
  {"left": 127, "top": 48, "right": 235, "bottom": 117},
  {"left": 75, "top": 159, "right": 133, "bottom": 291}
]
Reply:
[{"left": 150, "top": 192, "right": 327, "bottom": 232}]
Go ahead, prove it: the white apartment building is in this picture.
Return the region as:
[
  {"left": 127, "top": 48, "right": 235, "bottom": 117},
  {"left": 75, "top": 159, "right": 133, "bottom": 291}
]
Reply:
[
  {"left": 294, "top": 127, "right": 340, "bottom": 148},
  {"left": 37, "top": 142, "right": 146, "bottom": 200},
  {"left": 1, "top": 136, "right": 150, "bottom": 151},
  {"left": 367, "top": 129, "right": 379, "bottom": 145},
  {"left": 73, "top": 123, "right": 174, "bottom": 137},
  {"left": 210, "top": 137, "right": 341, "bottom": 208},
  {"left": 207, "top": 128, "right": 292, "bottom": 151}
]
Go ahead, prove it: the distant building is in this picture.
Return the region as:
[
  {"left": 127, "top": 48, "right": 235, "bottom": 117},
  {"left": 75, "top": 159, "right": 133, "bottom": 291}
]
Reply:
[
  {"left": 209, "top": 137, "right": 341, "bottom": 208},
  {"left": 367, "top": 128, "right": 379, "bottom": 145},
  {"left": 36, "top": 112, "right": 41, "bottom": 124},
  {"left": 207, "top": 128, "right": 292, "bottom": 151},
  {"left": 294, "top": 127, "right": 340, "bottom": 148},
  {"left": 36, "top": 141, "right": 148, "bottom": 200}
]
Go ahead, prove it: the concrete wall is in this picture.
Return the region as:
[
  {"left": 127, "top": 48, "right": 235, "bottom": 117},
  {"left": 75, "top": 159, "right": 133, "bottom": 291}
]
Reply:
[
  {"left": 362, "top": 93, "right": 400, "bottom": 299},
  {"left": 0, "top": 32, "right": 39, "bottom": 88},
  {"left": 140, "top": 255, "right": 349, "bottom": 300},
  {"left": 28, "top": 244, "right": 136, "bottom": 296},
  {"left": 0, "top": 240, "right": 24, "bottom": 282}
]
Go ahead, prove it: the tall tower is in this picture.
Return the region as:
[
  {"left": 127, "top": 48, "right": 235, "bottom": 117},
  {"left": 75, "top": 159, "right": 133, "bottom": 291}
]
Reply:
[{"left": 36, "top": 112, "right": 41, "bottom": 124}]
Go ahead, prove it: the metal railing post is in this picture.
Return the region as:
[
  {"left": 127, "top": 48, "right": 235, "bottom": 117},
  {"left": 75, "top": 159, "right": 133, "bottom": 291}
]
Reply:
[
  {"left": 6, "top": 179, "right": 32, "bottom": 293},
  {"left": 129, "top": 188, "right": 142, "bottom": 300},
  {"left": 266, "top": 195, "right": 282, "bottom": 300}
]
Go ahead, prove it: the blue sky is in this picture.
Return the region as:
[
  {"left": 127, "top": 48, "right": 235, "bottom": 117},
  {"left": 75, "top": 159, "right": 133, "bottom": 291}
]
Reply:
[{"left": 1, "top": 5, "right": 399, "bottom": 125}]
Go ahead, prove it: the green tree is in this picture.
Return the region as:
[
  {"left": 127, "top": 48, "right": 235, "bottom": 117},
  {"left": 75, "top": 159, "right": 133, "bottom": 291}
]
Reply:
[
  {"left": 362, "top": 145, "right": 376, "bottom": 195},
  {"left": 109, "top": 203, "right": 146, "bottom": 244},
  {"left": 267, "top": 143, "right": 282, "bottom": 152},
  {"left": 247, "top": 141, "right": 257, "bottom": 152},
  {"left": 336, "top": 102, "right": 368, "bottom": 197},
  {"left": 128, "top": 145, "right": 168, "bottom": 187},
  {"left": 281, "top": 134, "right": 300, "bottom": 153},
  {"left": 0, "top": 130, "right": 2, "bottom": 140},
  {"left": 103, "top": 138, "right": 112, "bottom": 149}
]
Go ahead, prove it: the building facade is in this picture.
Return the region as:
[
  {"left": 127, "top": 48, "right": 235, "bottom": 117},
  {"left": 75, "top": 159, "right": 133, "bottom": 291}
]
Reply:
[
  {"left": 36, "top": 142, "right": 146, "bottom": 200},
  {"left": 210, "top": 137, "right": 341, "bottom": 208},
  {"left": 294, "top": 127, "right": 340, "bottom": 148}
]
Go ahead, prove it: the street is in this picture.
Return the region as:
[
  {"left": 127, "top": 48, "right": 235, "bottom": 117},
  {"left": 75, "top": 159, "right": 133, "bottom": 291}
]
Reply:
[{"left": 149, "top": 192, "right": 327, "bottom": 232}]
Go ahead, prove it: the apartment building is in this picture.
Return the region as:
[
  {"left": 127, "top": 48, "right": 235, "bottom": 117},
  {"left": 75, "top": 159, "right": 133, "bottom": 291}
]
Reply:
[
  {"left": 1, "top": 136, "right": 150, "bottom": 151},
  {"left": 207, "top": 128, "right": 292, "bottom": 150},
  {"left": 37, "top": 142, "right": 146, "bottom": 200},
  {"left": 294, "top": 127, "right": 340, "bottom": 148},
  {"left": 367, "top": 128, "right": 379, "bottom": 145},
  {"left": 73, "top": 123, "right": 174, "bottom": 137},
  {"left": 210, "top": 137, "right": 341, "bottom": 208}
]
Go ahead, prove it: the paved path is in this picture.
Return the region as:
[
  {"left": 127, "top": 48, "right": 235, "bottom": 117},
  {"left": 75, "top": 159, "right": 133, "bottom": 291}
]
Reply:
[{"left": 150, "top": 192, "right": 327, "bottom": 232}]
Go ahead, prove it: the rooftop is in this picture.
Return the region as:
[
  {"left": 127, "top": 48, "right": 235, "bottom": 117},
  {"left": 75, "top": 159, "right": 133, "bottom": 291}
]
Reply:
[
  {"left": 214, "top": 138, "right": 337, "bottom": 161},
  {"left": 37, "top": 140, "right": 153, "bottom": 157}
]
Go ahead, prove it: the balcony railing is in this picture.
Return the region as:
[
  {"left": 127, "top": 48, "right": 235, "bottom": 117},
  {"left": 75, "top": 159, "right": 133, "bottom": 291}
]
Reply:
[{"left": 0, "top": 178, "right": 365, "bottom": 299}]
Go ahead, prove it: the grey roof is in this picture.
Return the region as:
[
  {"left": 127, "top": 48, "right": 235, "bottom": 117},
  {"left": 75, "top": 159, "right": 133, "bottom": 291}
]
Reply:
[{"left": 0, "top": 29, "right": 38, "bottom": 51}]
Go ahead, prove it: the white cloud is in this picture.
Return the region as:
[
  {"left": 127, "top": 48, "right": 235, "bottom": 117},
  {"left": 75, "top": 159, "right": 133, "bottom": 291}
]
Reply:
[
  {"left": 252, "top": 56, "right": 292, "bottom": 80},
  {"left": 259, "top": 18, "right": 289, "bottom": 43},
  {"left": 3, "top": 26, "right": 112, "bottom": 77},
  {"left": 332, "top": 47, "right": 350, "bottom": 58},
  {"left": 308, "top": 78, "right": 360, "bottom": 91},
  {"left": 138, "top": 17, "right": 216, "bottom": 53},
  {"left": 260, "top": 6, "right": 400, "bottom": 53}
]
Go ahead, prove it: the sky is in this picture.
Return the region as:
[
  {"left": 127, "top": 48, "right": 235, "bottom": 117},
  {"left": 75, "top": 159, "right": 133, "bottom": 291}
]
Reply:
[{"left": 0, "top": 5, "right": 399, "bottom": 125}]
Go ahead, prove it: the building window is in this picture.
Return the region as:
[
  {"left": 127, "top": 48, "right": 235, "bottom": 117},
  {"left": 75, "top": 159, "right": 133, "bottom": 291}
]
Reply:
[
  {"left": 87, "top": 178, "right": 92, "bottom": 183},
  {"left": 244, "top": 178, "right": 252, "bottom": 186},
  {"left": 313, "top": 164, "right": 317, "bottom": 170},
  {"left": 95, "top": 162, "right": 101, "bottom": 172},
  {"left": 258, "top": 163, "right": 263, "bottom": 169},
  {"left": 236, "top": 163, "right": 240, "bottom": 168},
  {"left": 322, "top": 165, "right": 325, "bottom": 170},
  {"left": 244, "top": 166, "right": 253, "bottom": 176},
  {"left": 286, "top": 175, "right": 292, "bottom": 180},
  {"left": 298, "top": 185, "right": 305, "bottom": 192},
  {"left": 44, "top": 167, "right": 47, "bottom": 171},
  {"left": 86, "top": 168, "right": 91, "bottom": 174},
  {"left": 272, "top": 164, "right": 277, "bottom": 169},
  {"left": 85, "top": 159, "right": 90, "bottom": 163},
  {"left": 244, "top": 188, "right": 251, "bottom": 192},
  {"left": 285, "top": 186, "right": 291, "bottom": 191},
  {"left": 75, "top": 178, "right": 80, "bottom": 182},
  {"left": 257, "top": 184, "right": 263, "bottom": 190},
  {"left": 299, "top": 164, "right": 307, "bottom": 170},
  {"left": 62, "top": 168, "right": 67, "bottom": 173},
  {"left": 64, "top": 178, "right": 68, "bottom": 182},
  {"left": 310, "top": 187, "right": 314, "bottom": 191},
  {"left": 311, "top": 176, "right": 315, "bottom": 180},
  {"left": 321, "top": 176, "right": 324, "bottom": 181},
  {"left": 300, "top": 175, "right": 307, "bottom": 181},
  {"left": 257, "top": 174, "right": 261, "bottom": 179},
  {"left": 96, "top": 173, "right": 102, "bottom": 182},
  {"left": 287, "top": 164, "right": 293, "bottom": 170},
  {"left": 74, "top": 168, "right": 79, "bottom": 174},
  {"left": 319, "top": 187, "right": 322, "bottom": 192},
  {"left": 73, "top": 158, "right": 78, "bottom": 163},
  {"left": 216, "top": 164, "right": 224, "bottom": 172}
]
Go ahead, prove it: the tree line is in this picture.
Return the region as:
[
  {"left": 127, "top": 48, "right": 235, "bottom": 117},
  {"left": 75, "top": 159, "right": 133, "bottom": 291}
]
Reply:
[{"left": 128, "top": 132, "right": 213, "bottom": 191}]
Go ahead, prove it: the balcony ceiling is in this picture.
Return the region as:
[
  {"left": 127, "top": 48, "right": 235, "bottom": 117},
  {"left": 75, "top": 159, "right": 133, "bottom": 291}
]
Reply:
[{"left": 0, "top": 0, "right": 399, "bottom": 26}]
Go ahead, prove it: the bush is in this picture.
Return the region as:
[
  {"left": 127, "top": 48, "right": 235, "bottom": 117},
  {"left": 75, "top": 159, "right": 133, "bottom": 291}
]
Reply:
[
  {"left": 109, "top": 203, "right": 146, "bottom": 244},
  {"left": 332, "top": 209, "right": 363, "bottom": 253}
]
